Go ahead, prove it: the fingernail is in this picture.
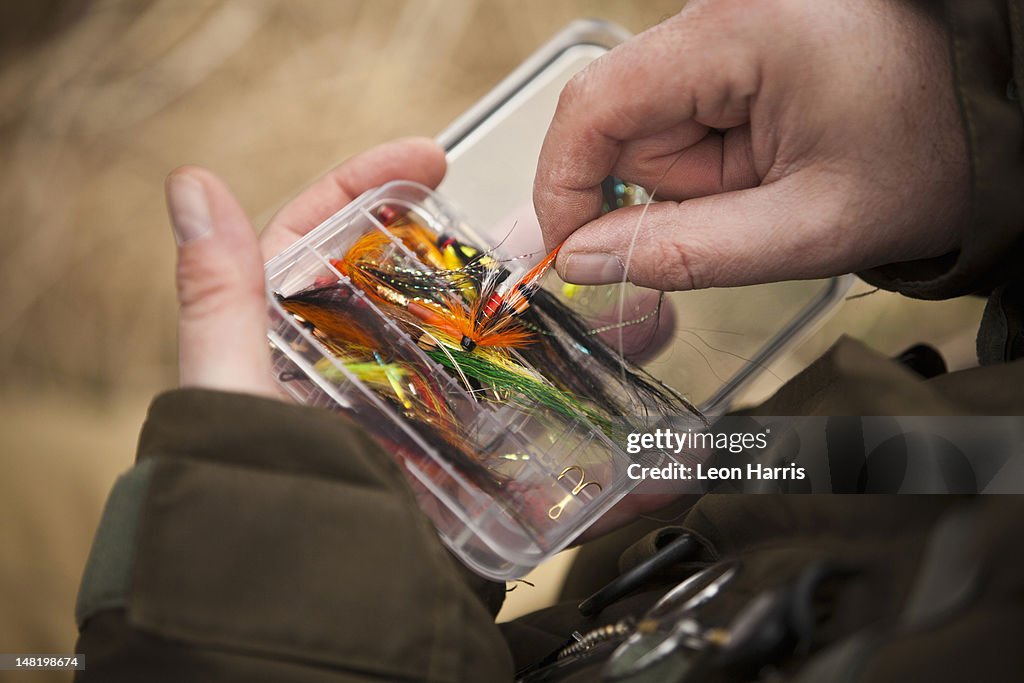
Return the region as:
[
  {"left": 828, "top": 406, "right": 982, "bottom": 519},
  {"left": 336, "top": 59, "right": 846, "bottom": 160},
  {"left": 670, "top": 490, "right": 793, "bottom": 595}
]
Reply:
[
  {"left": 562, "top": 253, "right": 625, "bottom": 285},
  {"left": 166, "top": 173, "right": 212, "bottom": 245}
]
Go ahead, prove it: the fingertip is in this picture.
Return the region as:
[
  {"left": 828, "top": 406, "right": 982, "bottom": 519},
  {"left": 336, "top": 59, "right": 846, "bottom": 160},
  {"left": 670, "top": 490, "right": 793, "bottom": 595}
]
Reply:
[
  {"left": 166, "top": 168, "right": 214, "bottom": 246},
  {"left": 165, "top": 165, "right": 231, "bottom": 209},
  {"left": 165, "top": 165, "right": 193, "bottom": 187},
  {"left": 378, "top": 136, "right": 448, "bottom": 187},
  {"left": 411, "top": 137, "right": 448, "bottom": 187},
  {"left": 261, "top": 138, "right": 450, "bottom": 259},
  {"left": 165, "top": 165, "right": 231, "bottom": 203},
  {"left": 555, "top": 205, "right": 700, "bottom": 290},
  {"left": 166, "top": 163, "right": 211, "bottom": 181},
  {"left": 395, "top": 135, "right": 446, "bottom": 159},
  {"left": 166, "top": 166, "right": 266, "bottom": 323},
  {"left": 557, "top": 251, "right": 626, "bottom": 286}
]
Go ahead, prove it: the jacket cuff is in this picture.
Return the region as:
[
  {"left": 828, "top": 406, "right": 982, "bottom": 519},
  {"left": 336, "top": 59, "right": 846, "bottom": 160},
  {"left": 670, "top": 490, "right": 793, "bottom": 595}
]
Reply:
[
  {"left": 859, "top": 0, "right": 1024, "bottom": 299},
  {"left": 136, "top": 388, "right": 404, "bottom": 485},
  {"left": 77, "top": 389, "right": 511, "bottom": 681}
]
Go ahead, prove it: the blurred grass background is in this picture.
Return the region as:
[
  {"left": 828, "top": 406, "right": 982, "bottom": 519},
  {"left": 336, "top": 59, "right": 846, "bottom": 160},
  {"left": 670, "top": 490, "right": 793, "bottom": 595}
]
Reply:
[{"left": 0, "top": 1, "right": 984, "bottom": 679}]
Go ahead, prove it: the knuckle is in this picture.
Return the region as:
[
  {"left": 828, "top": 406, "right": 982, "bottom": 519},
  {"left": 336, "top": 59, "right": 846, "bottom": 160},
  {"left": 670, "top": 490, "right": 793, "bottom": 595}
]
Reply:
[
  {"left": 642, "top": 237, "right": 712, "bottom": 291},
  {"left": 176, "top": 254, "right": 258, "bottom": 316},
  {"left": 557, "top": 71, "right": 587, "bottom": 112},
  {"left": 669, "top": 239, "right": 710, "bottom": 290}
]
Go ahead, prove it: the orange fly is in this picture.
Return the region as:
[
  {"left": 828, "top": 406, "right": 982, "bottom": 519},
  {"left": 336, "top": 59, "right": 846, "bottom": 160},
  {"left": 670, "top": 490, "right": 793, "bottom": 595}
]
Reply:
[{"left": 407, "top": 245, "right": 561, "bottom": 351}]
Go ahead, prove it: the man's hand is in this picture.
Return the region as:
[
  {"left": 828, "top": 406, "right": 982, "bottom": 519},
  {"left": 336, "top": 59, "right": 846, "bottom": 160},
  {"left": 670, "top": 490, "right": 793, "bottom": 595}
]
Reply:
[
  {"left": 533, "top": 0, "right": 969, "bottom": 290},
  {"left": 166, "top": 137, "right": 446, "bottom": 396}
]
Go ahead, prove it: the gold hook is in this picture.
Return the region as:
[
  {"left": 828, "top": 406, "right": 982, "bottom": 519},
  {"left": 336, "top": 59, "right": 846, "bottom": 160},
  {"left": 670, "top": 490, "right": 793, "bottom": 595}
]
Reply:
[{"left": 547, "top": 466, "right": 603, "bottom": 520}]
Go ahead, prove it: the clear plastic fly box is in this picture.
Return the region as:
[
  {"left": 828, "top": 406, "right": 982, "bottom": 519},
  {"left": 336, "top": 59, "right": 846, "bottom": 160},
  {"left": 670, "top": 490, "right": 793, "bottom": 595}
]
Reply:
[{"left": 265, "top": 180, "right": 701, "bottom": 580}]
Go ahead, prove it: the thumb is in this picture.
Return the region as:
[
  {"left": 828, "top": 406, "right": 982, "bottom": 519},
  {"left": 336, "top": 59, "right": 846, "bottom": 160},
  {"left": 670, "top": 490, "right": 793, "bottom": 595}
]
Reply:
[
  {"left": 166, "top": 167, "right": 279, "bottom": 398},
  {"left": 556, "top": 173, "right": 853, "bottom": 291}
]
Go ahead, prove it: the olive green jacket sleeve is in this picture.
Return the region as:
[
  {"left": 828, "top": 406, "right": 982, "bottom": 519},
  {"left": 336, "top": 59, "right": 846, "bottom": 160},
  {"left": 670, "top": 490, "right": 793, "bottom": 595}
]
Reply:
[
  {"left": 74, "top": 389, "right": 513, "bottom": 682},
  {"left": 862, "top": 0, "right": 1024, "bottom": 363}
]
